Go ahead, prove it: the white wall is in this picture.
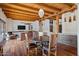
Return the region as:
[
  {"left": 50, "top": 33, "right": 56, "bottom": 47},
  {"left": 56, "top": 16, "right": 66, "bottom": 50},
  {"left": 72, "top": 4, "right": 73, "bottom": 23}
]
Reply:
[
  {"left": 42, "top": 19, "right": 50, "bottom": 32},
  {"left": 76, "top": 4, "right": 79, "bottom": 56},
  {"left": 31, "top": 20, "right": 39, "bottom": 31},
  {"left": 62, "top": 11, "right": 77, "bottom": 34},
  {"left": 0, "top": 8, "right": 8, "bottom": 42},
  {"left": 0, "top": 8, "right": 7, "bottom": 22},
  {"left": 0, "top": 21, "right": 3, "bottom": 42},
  {"left": 58, "top": 34, "right": 77, "bottom": 47},
  {"left": 58, "top": 11, "right": 77, "bottom": 49},
  {"left": 31, "top": 19, "right": 50, "bottom": 32},
  {"left": 6, "top": 18, "right": 31, "bottom": 31}
]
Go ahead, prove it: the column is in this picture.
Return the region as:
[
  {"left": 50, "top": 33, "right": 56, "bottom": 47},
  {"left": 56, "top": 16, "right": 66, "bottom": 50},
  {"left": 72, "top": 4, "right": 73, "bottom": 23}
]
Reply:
[
  {"left": 53, "top": 15, "right": 59, "bottom": 56},
  {"left": 56, "top": 15, "right": 59, "bottom": 33}
]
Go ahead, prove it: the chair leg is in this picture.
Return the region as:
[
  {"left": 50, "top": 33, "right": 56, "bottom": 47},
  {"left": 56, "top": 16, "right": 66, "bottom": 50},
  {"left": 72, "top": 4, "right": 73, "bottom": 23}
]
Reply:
[
  {"left": 54, "top": 50, "right": 57, "bottom": 56},
  {"left": 35, "top": 48, "right": 37, "bottom": 56},
  {"left": 27, "top": 48, "right": 29, "bottom": 56},
  {"left": 48, "top": 50, "right": 50, "bottom": 56}
]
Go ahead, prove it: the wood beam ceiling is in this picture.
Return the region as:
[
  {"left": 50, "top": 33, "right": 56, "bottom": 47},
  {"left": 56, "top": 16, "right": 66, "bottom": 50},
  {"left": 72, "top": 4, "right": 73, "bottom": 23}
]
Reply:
[
  {"left": 6, "top": 13, "right": 38, "bottom": 21},
  {"left": 0, "top": 3, "right": 50, "bottom": 16},
  {"left": 14, "top": 3, "right": 54, "bottom": 15},
  {"left": 3, "top": 8, "right": 38, "bottom": 16},
  {"left": 0, "top": 3, "right": 76, "bottom": 21},
  {"left": 19, "top": 3, "right": 59, "bottom": 14},
  {"left": 46, "top": 3, "right": 71, "bottom": 11}
]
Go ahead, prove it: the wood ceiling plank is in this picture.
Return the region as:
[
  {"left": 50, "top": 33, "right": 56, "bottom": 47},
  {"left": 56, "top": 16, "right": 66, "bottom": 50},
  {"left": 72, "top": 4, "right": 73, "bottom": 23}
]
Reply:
[
  {"left": 2, "top": 8, "right": 48, "bottom": 16},
  {"left": 0, "top": 3, "right": 76, "bottom": 21},
  {"left": 5, "top": 13, "right": 39, "bottom": 19},
  {"left": 36, "top": 3, "right": 61, "bottom": 12},
  {"left": 46, "top": 3, "right": 71, "bottom": 11},
  {"left": 0, "top": 4, "right": 37, "bottom": 14},
  {"left": 5, "top": 12, "right": 39, "bottom": 18},
  {"left": 3, "top": 8, "right": 37, "bottom": 16},
  {"left": 64, "top": 3, "right": 74, "bottom": 7},
  {"left": 0, "top": 3, "right": 50, "bottom": 16},
  {"left": 21, "top": 3, "right": 58, "bottom": 13},
  {"left": 4, "top": 10, "right": 39, "bottom": 17},
  {"left": 13, "top": 3, "right": 54, "bottom": 15},
  {"left": 6, "top": 14, "right": 38, "bottom": 21}
]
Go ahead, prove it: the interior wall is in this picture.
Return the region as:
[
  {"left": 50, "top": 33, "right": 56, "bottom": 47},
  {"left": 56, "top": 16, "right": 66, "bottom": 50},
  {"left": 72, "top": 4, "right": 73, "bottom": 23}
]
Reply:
[
  {"left": 0, "top": 8, "right": 7, "bottom": 22},
  {"left": 31, "top": 20, "right": 39, "bottom": 31},
  {"left": 62, "top": 11, "right": 77, "bottom": 35},
  {"left": 0, "top": 21, "right": 3, "bottom": 42},
  {"left": 76, "top": 3, "right": 79, "bottom": 56},
  {"left": 6, "top": 18, "right": 30, "bottom": 32},
  {"left": 42, "top": 19, "right": 50, "bottom": 32},
  {"left": 0, "top": 8, "right": 7, "bottom": 42},
  {"left": 58, "top": 34, "right": 77, "bottom": 47},
  {"left": 31, "top": 19, "right": 50, "bottom": 32},
  {"left": 58, "top": 10, "right": 77, "bottom": 48}
]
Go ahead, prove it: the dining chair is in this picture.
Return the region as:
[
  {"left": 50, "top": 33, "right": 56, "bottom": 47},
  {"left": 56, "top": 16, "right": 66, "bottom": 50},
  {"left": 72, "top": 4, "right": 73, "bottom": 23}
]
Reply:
[{"left": 42, "top": 33, "right": 58, "bottom": 56}]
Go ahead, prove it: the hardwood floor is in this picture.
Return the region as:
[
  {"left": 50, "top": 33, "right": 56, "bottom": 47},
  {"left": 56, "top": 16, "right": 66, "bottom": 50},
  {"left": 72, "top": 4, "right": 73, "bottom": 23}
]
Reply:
[
  {"left": 29, "top": 43, "right": 77, "bottom": 56},
  {"left": 0, "top": 41, "right": 77, "bottom": 56},
  {"left": 56, "top": 43, "right": 77, "bottom": 56}
]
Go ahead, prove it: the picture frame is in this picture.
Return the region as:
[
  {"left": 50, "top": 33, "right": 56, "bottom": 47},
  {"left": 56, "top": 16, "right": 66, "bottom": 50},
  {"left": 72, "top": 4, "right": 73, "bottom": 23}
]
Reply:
[{"left": 69, "top": 16, "right": 71, "bottom": 22}]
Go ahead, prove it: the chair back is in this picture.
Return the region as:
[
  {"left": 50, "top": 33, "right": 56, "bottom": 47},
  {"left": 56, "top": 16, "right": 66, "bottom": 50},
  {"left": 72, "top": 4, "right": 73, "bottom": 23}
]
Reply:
[{"left": 21, "top": 33, "right": 26, "bottom": 41}]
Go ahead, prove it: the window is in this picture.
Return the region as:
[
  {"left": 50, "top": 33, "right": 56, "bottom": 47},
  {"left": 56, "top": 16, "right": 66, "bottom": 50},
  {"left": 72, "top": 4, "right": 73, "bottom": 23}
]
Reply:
[
  {"left": 73, "top": 16, "right": 76, "bottom": 21},
  {"left": 59, "top": 24, "right": 62, "bottom": 33},
  {"left": 50, "top": 20, "right": 53, "bottom": 32},
  {"left": 69, "top": 17, "right": 71, "bottom": 22}
]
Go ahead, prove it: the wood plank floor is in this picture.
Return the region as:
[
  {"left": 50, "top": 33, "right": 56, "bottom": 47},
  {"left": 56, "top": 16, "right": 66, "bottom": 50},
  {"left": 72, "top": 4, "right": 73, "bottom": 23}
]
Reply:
[
  {"left": 29, "top": 43, "right": 77, "bottom": 56},
  {"left": 0, "top": 42, "right": 77, "bottom": 56},
  {"left": 56, "top": 43, "right": 77, "bottom": 56}
]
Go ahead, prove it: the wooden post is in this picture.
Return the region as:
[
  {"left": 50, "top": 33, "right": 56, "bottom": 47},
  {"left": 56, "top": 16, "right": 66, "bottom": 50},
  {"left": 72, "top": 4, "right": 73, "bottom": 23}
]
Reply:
[
  {"left": 56, "top": 15, "right": 59, "bottom": 33},
  {"left": 54, "top": 15, "right": 59, "bottom": 56},
  {"left": 56, "top": 15, "right": 59, "bottom": 55}
]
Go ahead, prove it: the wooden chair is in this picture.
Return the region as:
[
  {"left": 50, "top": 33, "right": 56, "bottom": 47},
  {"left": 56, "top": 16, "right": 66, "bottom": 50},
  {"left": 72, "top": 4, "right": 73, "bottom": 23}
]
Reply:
[
  {"left": 21, "top": 33, "right": 26, "bottom": 41},
  {"left": 42, "top": 33, "right": 50, "bottom": 56},
  {"left": 50, "top": 34, "right": 58, "bottom": 56},
  {"left": 0, "top": 46, "right": 3, "bottom": 56},
  {"left": 27, "top": 31, "right": 38, "bottom": 56},
  {"left": 42, "top": 33, "right": 58, "bottom": 56}
]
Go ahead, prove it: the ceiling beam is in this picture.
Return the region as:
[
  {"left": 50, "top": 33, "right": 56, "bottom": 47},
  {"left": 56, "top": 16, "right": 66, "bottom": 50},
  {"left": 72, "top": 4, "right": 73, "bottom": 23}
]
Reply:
[
  {"left": 0, "top": 4, "right": 50, "bottom": 16},
  {"left": 2, "top": 8, "right": 48, "bottom": 16},
  {"left": 3, "top": 10, "right": 39, "bottom": 17},
  {"left": 64, "top": 3, "right": 75, "bottom": 7},
  {"left": 5, "top": 13, "right": 39, "bottom": 19},
  {"left": 13, "top": 3, "right": 54, "bottom": 15},
  {"left": 0, "top": 4, "right": 37, "bottom": 14},
  {"left": 6, "top": 13, "right": 38, "bottom": 21},
  {"left": 42, "top": 4, "right": 76, "bottom": 20},
  {"left": 4, "top": 12, "right": 39, "bottom": 18},
  {"left": 36, "top": 3, "right": 61, "bottom": 11},
  {"left": 22, "top": 3, "right": 58, "bottom": 14},
  {"left": 46, "top": 3, "right": 71, "bottom": 11}
]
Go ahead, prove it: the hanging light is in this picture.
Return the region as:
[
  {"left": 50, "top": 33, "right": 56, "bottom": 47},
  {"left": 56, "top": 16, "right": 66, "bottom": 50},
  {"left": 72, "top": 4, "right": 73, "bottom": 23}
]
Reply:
[{"left": 38, "top": 8, "right": 44, "bottom": 18}]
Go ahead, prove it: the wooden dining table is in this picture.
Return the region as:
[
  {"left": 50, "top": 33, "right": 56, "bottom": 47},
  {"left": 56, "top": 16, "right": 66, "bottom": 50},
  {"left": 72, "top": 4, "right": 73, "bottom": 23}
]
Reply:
[{"left": 3, "top": 39, "right": 28, "bottom": 56}]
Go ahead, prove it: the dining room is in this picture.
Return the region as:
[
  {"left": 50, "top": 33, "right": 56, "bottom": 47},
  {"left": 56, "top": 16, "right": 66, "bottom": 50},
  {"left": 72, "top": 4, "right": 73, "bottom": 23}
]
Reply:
[{"left": 0, "top": 3, "right": 78, "bottom": 56}]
